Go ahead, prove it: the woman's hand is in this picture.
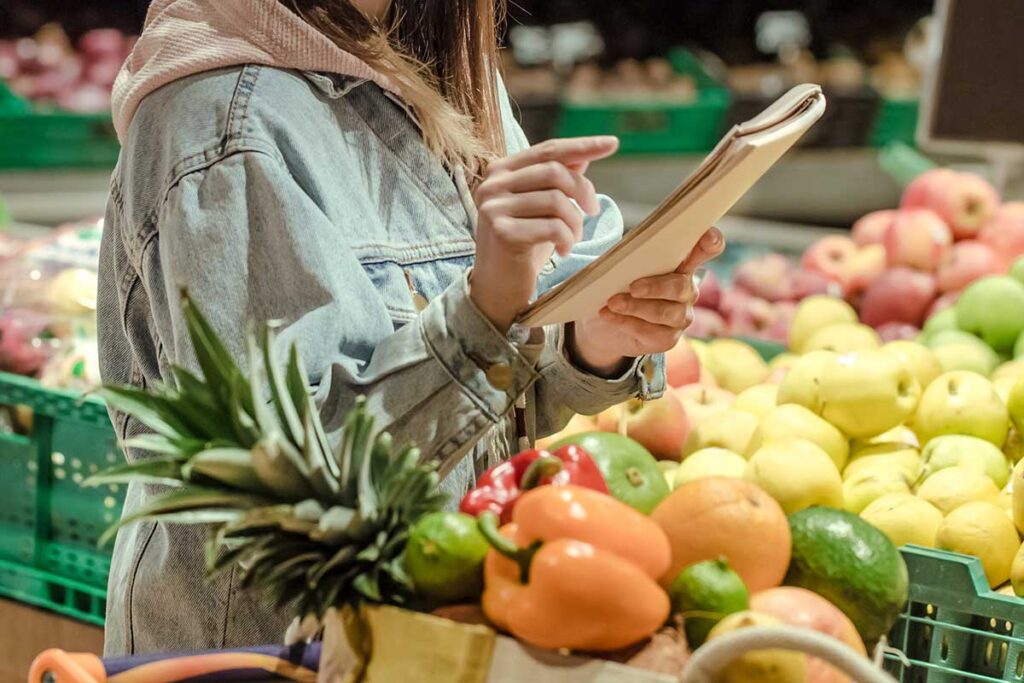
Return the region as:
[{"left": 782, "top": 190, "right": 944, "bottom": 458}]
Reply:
[
  {"left": 470, "top": 136, "right": 619, "bottom": 332},
  {"left": 569, "top": 228, "right": 725, "bottom": 376}
]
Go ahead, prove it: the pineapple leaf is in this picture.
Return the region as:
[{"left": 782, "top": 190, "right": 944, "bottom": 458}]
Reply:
[
  {"left": 227, "top": 376, "right": 261, "bottom": 448},
  {"left": 246, "top": 335, "right": 281, "bottom": 436},
  {"left": 307, "top": 545, "right": 358, "bottom": 586},
  {"left": 251, "top": 434, "right": 314, "bottom": 502},
  {"left": 95, "top": 386, "right": 197, "bottom": 440},
  {"left": 83, "top": 455, "right": 186, "bottom": 488},
  {"left": 352, "top": 573, "right": 382, "bottom": 602},
  {"left": 286, "top": 345, "right": 310, "bottom": 423},
  {"left": 124, "top": 433, "right": 208, "bottom": 457},
  {"left": 182, "top": 448, "right": 269, "bottom": 494},
  {"left": 165, "top": 390, "right": 238, "bottom": 443},
  {"left": 181, "top": 290, "right": 245, "bottom": 398},
  {"left": 261, "top": 326, "right": 304, "bottom": 449},
  {"left": 356, "top": 432, "right": 379, "bottom": 518}
]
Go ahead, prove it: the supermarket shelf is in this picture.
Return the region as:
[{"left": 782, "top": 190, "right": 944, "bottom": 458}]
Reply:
[{"left": 0, "top": 169, "right": 111, "bottom": 226}]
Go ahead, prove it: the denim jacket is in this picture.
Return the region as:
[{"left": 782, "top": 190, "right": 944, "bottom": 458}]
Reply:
[{"left": 97, "top": 64, "right": 665, "bottom": 655}]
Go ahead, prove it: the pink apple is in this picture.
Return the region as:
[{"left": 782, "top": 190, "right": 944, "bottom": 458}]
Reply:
[
  {"left": 882, "top": 209, "right": 952, "bottom": 271},
  {"left": 859, "top": 267, "right": 938, "bottom": 328},
  {"left": 595, "top": 394, "right": 689, "bottom": 460},
  {"left": 763, "top": 301, "right": 797, "bottom": 343},
  {"left": 688, "top": 307, "right": 727, "bottom": 338},
  {"left": 719, "top": 287, "right": 752, "bottom": 318},
  {"left": 877, "top": 321, "right": 921, "bottom": 342},
  {"left": 732, "top": 253, "right": 795, "bottom": 302},
  {"left": 695, "top": 270, "right": 722, "bottom": 310},
  {"left": 789, "top": 268, "right": 843, "bottom": 300},
  {"left": 801, "top": 235, "right": 858, "bottom": 282},
  {"left": 841, "top": 243, "right": 887, "bottom": 294},
  {"left": 936, "top": 240, "right": 1001, "bottom": 293},
  {"left": 901, "top": 169, "right": 1000, "bottom": 241},
  {"left": 852, "top": 209, "right": 897, "bottom": 246},
  {"left": 927, "top": 290, "right": 960, "bottom": 318},
  {"left": 665, "top": 338, "right": 701, "bottom": 388},
  {"left": 728, "top": 296, "right": 779, "bottom": 337},
  {"left": 979, "top": 202, "right": 1024, "bottom": 267}
]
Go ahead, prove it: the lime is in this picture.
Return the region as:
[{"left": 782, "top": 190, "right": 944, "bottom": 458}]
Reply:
[
  {"left": 669, "top": 558, "right": 749, "bottom": 648},
  {"left": 552, "top": 432, "right": 669, "bottom": 514},
  {"left": 405, "top": 511, "right": 489, "bottom": 605}
]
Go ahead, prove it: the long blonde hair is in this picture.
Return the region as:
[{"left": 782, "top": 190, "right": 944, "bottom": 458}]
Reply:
[{"left": 284, "top": 0, "right": 507, "bottom": 177}]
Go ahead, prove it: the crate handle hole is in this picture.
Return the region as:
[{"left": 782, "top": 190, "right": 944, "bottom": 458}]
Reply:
[
  {"left": 984, "top": 640, "right": 995, "bottom": 665},
  {"left": 1016, "top": 651, "right": 1024, "bottom": 678},
  {"left": 940, "top": 636, "right": 950, "bottom": 661},
  {"left": 0, "top": 403, "right": 33, "bottom": 436}
]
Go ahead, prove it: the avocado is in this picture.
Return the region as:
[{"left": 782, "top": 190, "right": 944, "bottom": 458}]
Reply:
[
  {"left": 784, "top": 507, "right": 909, "bottom": 644},
  {"left": 551, "top": 431, "right": 669, "bottom": 514}
]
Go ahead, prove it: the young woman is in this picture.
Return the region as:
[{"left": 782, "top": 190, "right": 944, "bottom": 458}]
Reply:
[{"left": 98, "top": 0, "right": 722, "bottom": 655}]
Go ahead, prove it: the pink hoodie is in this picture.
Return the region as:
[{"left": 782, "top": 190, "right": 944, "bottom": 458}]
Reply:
[{"left": 112, "top": 0, "right": 398, "bottom": 141}]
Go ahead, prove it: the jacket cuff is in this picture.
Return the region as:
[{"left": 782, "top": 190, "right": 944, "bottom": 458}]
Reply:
[
  {"left": 419, "top": 272, "right": 542, "bottom": 422},
  {"left": 548, "top": 324, "right": 666, "bottom": 404}
]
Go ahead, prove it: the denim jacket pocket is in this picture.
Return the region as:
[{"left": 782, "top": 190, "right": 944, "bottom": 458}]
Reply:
[{"left": 358, "top": 251, "right": 475, "bottom": 327}]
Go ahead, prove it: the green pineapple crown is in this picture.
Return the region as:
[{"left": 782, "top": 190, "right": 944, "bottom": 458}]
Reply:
[{"left": 87, "top": 291, "right": 448, "bottom": 618}]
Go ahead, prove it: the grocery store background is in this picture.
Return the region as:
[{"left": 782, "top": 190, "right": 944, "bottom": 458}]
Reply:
[{"left": 0, "top": 0, "right": 1014, "bottom": 680}]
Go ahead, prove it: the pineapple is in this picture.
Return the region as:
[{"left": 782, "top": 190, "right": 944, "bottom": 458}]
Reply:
[{"left": 87, "top": 292, "right": 448, "bottom": 620}]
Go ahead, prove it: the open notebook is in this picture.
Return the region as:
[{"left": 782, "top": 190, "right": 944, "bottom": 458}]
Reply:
[{"left": 516, "top": 83, "right": 827, "bottom": 328}]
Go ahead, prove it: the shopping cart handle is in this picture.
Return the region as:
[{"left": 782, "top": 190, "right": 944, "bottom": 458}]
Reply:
[{"left": 28, "top": 650, "right": 105, "bottom": 683}]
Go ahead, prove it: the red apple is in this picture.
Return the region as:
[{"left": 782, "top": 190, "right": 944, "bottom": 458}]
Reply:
[
  {"left": 790, "top": 268, "right": 843, "bottom": 300},
  {"left": 728, "top": 296, "right": 779, "bottom": 338},
  {"left": 763, "top": 301, "right": 797, "bottom": 343},
  {"left": 979, "top": 202, "right": 1024, "bottom": 267},
  {"left": 718, "top": 287, "right": 752, "bottom": 318},
  {"left": 936, "top": 240, "right": 1001, "bottom": 293},
  {"left": 859, "top": 267, "right": 937, "bottom": 328},
  {"left": 665, "top": 338, "right": 701, "bottom": 388},
  {"left": 877, "top": 321, "right": 921, "bottom": 342},
  {"left": 695, "top": 270, "right": 722, "bottom": 310},
  {"left": 78, "top": 29, "right": 127, "bottom": 60},
  {"left": 841, "top": 243, "right": 887, "bottom": 294},
  {"left": 882, "top": 209, "right": 952, "bottom": 271},
  {"left": 732, "top": 253, "right": 795, "bottom": 302},
  {"left": 595, "top": 394, "right": 689, "bottom": 460},
  {"left": 688, "top": 307, "right": 727, "bottom": 338},
  {"left": 927, "top": 290, "right": 960, "bottom": 318},
  {"left": 852, "top": 209, "right": 896, "bottom": 246},
  {"left": 801, "top": 235, "right": 858, "bottom": 282},
  {"left": 901, "top": 169, "right": 1000, "bottom": 241}
]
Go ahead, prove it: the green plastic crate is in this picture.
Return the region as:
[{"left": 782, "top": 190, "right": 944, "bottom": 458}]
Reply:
[
  {"left": 886, "top": 546, "right": 1024, "bottom": 682},
  {"left": 0, "top": 82, "right": 120, "bottom": 169},
  {"left": 871, "top": 97, "right": 920, "bottom": 148},
  {"left": 0, "top": 371, "right": 122, "bottom": 625}
]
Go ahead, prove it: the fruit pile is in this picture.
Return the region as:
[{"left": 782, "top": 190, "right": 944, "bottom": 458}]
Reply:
[
  {"left": 694, "top": 167, "right": 1024, "bottom": 343},
  {"left": 0, "top": 24, "right": 134, "bottom": 113},
  {"left": 555, "top": 294, "right": 1024, "bottom": 598}
]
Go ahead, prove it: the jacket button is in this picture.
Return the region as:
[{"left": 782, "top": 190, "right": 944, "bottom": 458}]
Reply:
[
  {"left": 486, "top": 363, "right": 514, "bottom": 391},
  {"left": 642, "top": 357, "right": 656, "bottom": 382}
]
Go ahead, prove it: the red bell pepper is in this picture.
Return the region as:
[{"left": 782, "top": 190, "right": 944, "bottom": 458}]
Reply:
[{"left": 459, "top": 445, "right": 608, "bottom": 524}]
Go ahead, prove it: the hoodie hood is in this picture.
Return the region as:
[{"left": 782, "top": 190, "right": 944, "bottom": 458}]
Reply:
[{"left": 112, "top": 0, "right": 399, "bottom": 141}]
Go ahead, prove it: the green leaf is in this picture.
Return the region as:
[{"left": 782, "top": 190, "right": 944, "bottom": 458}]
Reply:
[
  {"left": 165, "top": 390, "right": 238, "bottom": 443},
  {"left": 307, "top": 545, "right": 358, "bottom": 586},
  {"left": 261, "top": 325, "right": 304, "bottom": 450},
  {"left": 95, "top": 386, "right": 197, "bottom": 440},
  {"left": 356, "top": 430, "right": 379, "bottom": 519},
  {"left": 313, "top": 505, "right": 356, "bottom": 543},
  {"left": 251, "top": 434, "right": 314, "bottom": 502},
  {"left": 286, "top": 345, "right": 310, "bottom": 423},
  {"left": 247, "top": 335, "right": 281, "bottom": 436},
  {"left": 124, "top": 433, "right": 208, "bottom": 457},
  {"left": 353, "top": 573, "right": 382, "bottom": 602},
  {"left": 99, "top": 485, "right": 268, "bottom": 545},
  {"left": 227, "top": 376, "right": 261, "bottom": 448},
  {"left": 183, "top": 448, "right": 269, "bottom": 494},
  {"left": 181, "top": 291, "right": 244, "bottom": 396},
  {"left": 84, "top": 455, "right": 187, "bottom": 488}
]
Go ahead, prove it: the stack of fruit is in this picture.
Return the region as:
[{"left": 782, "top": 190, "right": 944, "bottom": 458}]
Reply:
[
  {"left": 552, "top": 294, "right": 1024, "bottom": 599},
  {"left": 695, "top": 167, "right": 1024, "bottom": 343}
]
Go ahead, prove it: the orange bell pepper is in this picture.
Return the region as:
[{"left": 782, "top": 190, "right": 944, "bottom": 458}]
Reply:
[{"left": 479, "top": 484, "right": 672, "bottom": 652}]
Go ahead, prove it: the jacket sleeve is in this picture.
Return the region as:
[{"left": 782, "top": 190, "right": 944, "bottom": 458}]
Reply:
[
  {"left": 496, "top": 78, "right": 666, "bottom": 437},
  {"left": 149, "top": 149, "right": 542, "bottom": 480}
]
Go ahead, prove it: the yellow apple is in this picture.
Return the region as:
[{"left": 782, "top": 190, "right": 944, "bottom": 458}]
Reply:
[
  {"left": 850, "top": 425, "right": 919, "bottom": 455},
  {"left": 994, "top": 360, "right": 1024, "bottom": 383},
  {"left": 705, "top": 339, "right": 769, "bottom": 393},
  {"left": 682, "top": 409, "right": 761, "bottom": 459},
  {"left": 672, "top": 447, "right": 747, "bottom": 488},
  {"left": 803, "top": 322, "right": 882, "bottom": 354},
  {"left": 1005, "top": 428, "right": 1024, "bottom": 464},
  {"left": 768, "top": 352, "right": 799, "bottom": 372},
  {"left": 843, "top": 445, "right": 921, "bottom": 482},
  {"left": 817, "top": 350, "right": 921, "bottom": 439},
  {"left": 674, "top": 385, "right": 736, "bottom": 425},
  {"left": 860, "top": 493, "right": 943, "bottom": 548},
  {"left": 920, "top": 434, "right": 1011, "bottom": 488},
  {"left": 745, "top": 439, "right": 843, "bottom": 514},
  {"left": 882, "top": 340, "right": 942, "bottom": 389},
  {"left": 733, "top": 384, "right": 778, "bottom": 419},
  {"left": 917, "top": 466, "right": 1000, "bottom": 516},
  {"left": 1012, "top": 459, "right": 1024, "bottom": 535},
  {"left": 915, "top": 371, "right": 1009, "bottom": 446},
  {"left": 776, "top": 350, "right": 837, "bottom": 415},
  {"left": 842, "top": 468, "right": 911, "bottom": 514},
  {"left": 995, "top": 376, "right": 1017, "bottom": 405},
  {"left": 789, "top": 295, "right": 858, "bottom": 353},
  {"left": 758, "top": 403, "right": 849, "bottom": 470}
]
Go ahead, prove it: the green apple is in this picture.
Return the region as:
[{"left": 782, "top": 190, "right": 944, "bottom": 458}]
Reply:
[
  {"left": 924, "top": 329, "right": 990, "bottom": 349},
  {"left": 733, "top": 384, "right": 778, "bottom": 419},
  {"left": 921, "top": 307, "right": 959, "bottom": 340},
  {"left": 673, "top": 447, "right": 747, "bottom": 488},
  {"left": 842, "top": 468, "right": 911, "bottom": 514},
  {"left": 802, "top": 323, "right": 882, "bottom": 354},
  {"left": 758, "top": 403, "right": 849, "bottom": 470},
  {"left": 915, "top": 371, "right": 1009, "bottom": 446},
  {"left": 956, "top": 276, "right": 1024, "bottom": 354},
  {"left": 1016, "top": 331, "right": 1024, "bottom": 360},
  {"left": 931, "top": 340, "right": 1001, "bottom": 376},
  {"left": 843, "top": 445, "right": 921, "bottom": 482},
  {"left": 882, "top": 340, "right": 942, "bottom": 389},
  {"left": 682, "top": 409, "right": 761, "bottom": 459},
  {"left": 789, "top": 296, "right": 858, "bottom": 353},
  {"left": 817, "top": 350, "right": 921, "bottom": 438},
  {"left": 920, "top": 434, "right": 1011, "bottom": 488},
  {"left": 1011, "top": 256, "right": 1024, "bottom": 286},
  {"left": 704, "top": 339, "right": 769, "bottom": 394},
  {"left": 776, "top": 350, "right": 837, "bottom": 415}
]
